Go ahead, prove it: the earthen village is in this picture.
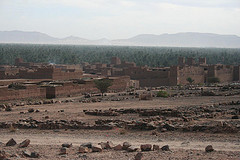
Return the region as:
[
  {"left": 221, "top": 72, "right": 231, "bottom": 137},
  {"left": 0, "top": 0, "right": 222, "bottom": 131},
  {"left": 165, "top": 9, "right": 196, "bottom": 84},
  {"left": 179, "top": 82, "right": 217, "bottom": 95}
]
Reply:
[{"left": 0, "top": 56, "right": 240, "bottom": 159}]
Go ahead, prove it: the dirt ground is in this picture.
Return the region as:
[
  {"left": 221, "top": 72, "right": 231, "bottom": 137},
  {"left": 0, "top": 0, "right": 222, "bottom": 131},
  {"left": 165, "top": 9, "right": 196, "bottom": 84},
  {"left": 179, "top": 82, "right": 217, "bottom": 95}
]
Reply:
[{"left": 0, "top": 87, "right": 240, "bottom": 160}]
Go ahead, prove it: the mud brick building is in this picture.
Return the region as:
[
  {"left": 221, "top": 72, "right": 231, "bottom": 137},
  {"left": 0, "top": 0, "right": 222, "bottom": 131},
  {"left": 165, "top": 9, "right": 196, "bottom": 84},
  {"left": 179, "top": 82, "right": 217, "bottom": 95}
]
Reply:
[
  {"left": 46, "top": 76, "right": 135, "bottom": 98},
  {"left": 0, "top": 66, "right": 19, "bottom": 79},
  {"left": 107, "top": 57, "right": 240, "bottom": 87},
  {"left": 19, "top": 66, "right": 83, "bottom": 80},
  {"left": 0, "top": 84, "right": 46, "bottom": 101}
]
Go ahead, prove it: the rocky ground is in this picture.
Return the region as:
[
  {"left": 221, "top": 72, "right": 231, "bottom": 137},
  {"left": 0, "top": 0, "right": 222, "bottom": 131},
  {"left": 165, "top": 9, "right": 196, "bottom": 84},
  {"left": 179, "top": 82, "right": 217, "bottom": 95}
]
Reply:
[{"left": 0, "top": 84, "right": 240, "bottom": 159}]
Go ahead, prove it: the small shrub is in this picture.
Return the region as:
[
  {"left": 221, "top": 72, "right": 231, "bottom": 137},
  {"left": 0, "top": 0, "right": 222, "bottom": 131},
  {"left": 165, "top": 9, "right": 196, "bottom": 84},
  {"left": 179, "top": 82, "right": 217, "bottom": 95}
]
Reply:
[
  {"left": 157, "top": 90, "right": 169, "bottom": 98},
  {"left": 186, "top": 77, "right": 194, "bottom": 84},
  {"left": 8, "top": 83, "right": 26, "bottom": 90}
]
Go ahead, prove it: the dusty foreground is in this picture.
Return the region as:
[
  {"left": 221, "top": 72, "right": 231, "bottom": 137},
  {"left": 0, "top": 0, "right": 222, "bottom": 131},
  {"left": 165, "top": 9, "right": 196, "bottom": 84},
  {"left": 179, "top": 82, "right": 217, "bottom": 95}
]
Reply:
[
  {"left": 0, "top": 129, "right": 240, "bottom": 160},
  {"left": 0, "top": 87, "right": 240, "bottom": 159}
]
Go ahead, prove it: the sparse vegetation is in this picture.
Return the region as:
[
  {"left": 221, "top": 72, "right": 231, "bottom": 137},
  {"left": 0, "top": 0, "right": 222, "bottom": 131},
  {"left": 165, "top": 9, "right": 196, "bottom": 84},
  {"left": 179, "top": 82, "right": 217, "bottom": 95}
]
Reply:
[
  {"left": 94, "top": 79, "right": 112, "bottom": 97},
  {"left": 8, "top": 83, "right": 26, "bottom": 90},
  {"left": 186, "top": 77, "right": 194, "bottom": 84},
  {"left": 156, "top": 90, "right": 169, "bottom": 98}
]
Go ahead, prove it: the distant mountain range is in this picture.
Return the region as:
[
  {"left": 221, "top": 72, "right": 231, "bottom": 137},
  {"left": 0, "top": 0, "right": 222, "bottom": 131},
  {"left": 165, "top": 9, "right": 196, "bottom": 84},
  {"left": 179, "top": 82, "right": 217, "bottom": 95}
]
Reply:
[{"left": 0, "top": 30, "right": 240, "bottom": 48}]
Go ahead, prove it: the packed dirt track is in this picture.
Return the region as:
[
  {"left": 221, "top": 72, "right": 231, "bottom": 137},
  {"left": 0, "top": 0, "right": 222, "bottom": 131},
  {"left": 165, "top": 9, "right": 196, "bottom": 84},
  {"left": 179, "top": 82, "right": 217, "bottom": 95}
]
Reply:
[{"left": 0, "top": 85, "right": 240, "bottom": 159}]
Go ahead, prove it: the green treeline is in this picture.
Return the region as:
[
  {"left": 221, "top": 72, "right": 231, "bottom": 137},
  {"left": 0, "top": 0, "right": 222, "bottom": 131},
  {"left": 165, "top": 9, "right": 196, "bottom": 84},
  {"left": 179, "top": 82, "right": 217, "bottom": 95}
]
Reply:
[{"left": 0, "top": 44, "right": 240, "bottom": 67}]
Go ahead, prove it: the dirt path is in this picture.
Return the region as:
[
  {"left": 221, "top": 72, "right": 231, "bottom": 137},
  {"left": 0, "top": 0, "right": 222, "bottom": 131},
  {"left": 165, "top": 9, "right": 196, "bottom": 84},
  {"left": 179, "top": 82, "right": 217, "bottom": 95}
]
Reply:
[{"left": 1, "top": 130, "right": 239, "bottom": 152}]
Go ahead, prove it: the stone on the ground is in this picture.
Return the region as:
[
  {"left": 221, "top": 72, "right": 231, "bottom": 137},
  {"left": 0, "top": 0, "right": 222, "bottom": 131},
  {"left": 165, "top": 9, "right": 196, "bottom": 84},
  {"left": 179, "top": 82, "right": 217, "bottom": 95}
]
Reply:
[
  {"left": 123, "top": 142, "right": 131, "bottom": 150},
  {"left": 79, "top": 146, "right": 91, "bottom": 153},
  {"left": 92, "top": 145, "right": 103, "bottom": 152},
  {"left": 113, "top": 144, "right": 123, "bottom": 150},
  {"left": 30, "top": 152, "right": 40, "bottom": 158},
  {"left": 6, "top": 138, "right": 17, "bottom": 146},
  {"left": 134, "top": 152, "right": 143, "bottom": 160},
  {"left": 232, "top": 115, "right": 239, "bottom": 119},
  {"left": 60, "top": 147, "right": 68, "bottom": 155},
  {"left": 5, "top": 106, "right": 12, "bottom": 112},
  {"left": 62, "top": 143, "right": 72, "bottom": 148},
  {"left": 205, "top": 145, "right": 214, "bottom": 152},
  {"left": 153, "top": 145, "right": 160, "bottom": 151},
  {"left": 0, "top": 150, "right": 8, "bottom": 160},
  {"left": 81, "top": 142, "right": 92, "bottom": 148},
  {"left": 140, "top": 144, "right": 152, "bottom": 151},
  {"left": 28, "top": 108, "right": 34, "bottom": 113},
  {"left": 99, "top": 142, "right": 108, "bottom": 149},
  {"left": 19, "top": 139, "right": 30, "bottom": 148},
  {"left": 23, "top": 150, "right": 32, "bottom": 157},
  {"left": 161, "top": 145, "right": 170, "bottom": 151},
  {"left": 107, "top": 141, "right": 114, "bottom": 149},
  {"left": 23, "top": 150, "right": 40, "bottom": 158},
  {"left": 127, "top": 146, "right": 138, "bottom": 152}
]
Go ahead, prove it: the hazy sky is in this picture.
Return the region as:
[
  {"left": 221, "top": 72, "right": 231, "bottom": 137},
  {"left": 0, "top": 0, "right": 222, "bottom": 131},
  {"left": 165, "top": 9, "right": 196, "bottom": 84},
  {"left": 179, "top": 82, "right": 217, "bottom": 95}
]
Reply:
[{"left": 0, "top": 0, "right": 240, "bottom": 39}]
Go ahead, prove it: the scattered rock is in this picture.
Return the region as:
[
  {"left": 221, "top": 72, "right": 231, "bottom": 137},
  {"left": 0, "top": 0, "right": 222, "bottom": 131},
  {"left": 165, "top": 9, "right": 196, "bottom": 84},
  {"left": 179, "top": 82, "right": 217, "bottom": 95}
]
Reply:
[
  {"left": 232, "top": 115, "right": 239, "bottom": 119},
  {"left": 92, "top": 145, "right": 102, "bottom": 152},
  {"left": 140, "top": 144, "right": 152, "bottom": 151},
  {"left": 113, "top": 144, "right": 123, "bottom": 150},
  {"left": 30, "top": 152, "right": 40, "bottom": 158},
  {"left": 5, "top": 106, "right": 12, "bottom": 112},
  {"left": 23, "top": 150, "right": 31, "bottom": 157},
  {"left": 106, "top": 141, "right": 114, "bottom": 149},
  {"left": 123, "top": 142, "right": 131, "bottom": 150},
  {"left": 81, "top": 142, "right": 92, "bottom": 148},
  {"left": 134, "top": 152, "right": 143, "bottom": 160},
  {"left": 0, "top": 150, "right": 8, "bottom": 160},
  {"left": 99, "top": 142, "right": 108, "bottom": 149},
  {"left": 153, "top": 145, "right": 160, "bottom": 151},
  {"left": 205, "top": 145, "right": 214, "bottom": 152},
  {"left": 161, "top": 145, "right": 170, "bottom": 151},
  {"left": 23, "top": 150, "right": 40, "bottom": 158},
  {"left": 62, "top": 143, "right": 72, "bottom": 148},
  {"left": 127, "top": 146, "right": 138, "bottom": 152},
  {"left": 28, "top": 108, "right": 34, "bottom": 113},
  {"left": 6, "top": 138, "right": 17, "bottom": 146},
  {"left": 60, "top": 147, "right": 68, "bottom": 155},
  {"left": 19, "top": 139, "right": 30, "bottom": 148},
  {"left": 79, "top": 146, "right": 91, "bottom": 153}
]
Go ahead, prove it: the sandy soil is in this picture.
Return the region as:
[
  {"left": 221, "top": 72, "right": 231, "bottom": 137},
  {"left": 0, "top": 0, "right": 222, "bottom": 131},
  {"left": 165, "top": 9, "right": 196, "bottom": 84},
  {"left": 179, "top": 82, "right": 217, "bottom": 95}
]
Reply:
[{"left": 0, "top": 91, "right": 240, "bottom": 159}]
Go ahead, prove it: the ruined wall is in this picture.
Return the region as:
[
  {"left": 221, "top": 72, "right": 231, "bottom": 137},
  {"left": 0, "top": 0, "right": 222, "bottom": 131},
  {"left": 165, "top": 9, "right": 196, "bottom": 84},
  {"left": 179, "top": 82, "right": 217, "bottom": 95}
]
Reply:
[
  {"left": 207, "top": 65, "right": 234, "bottom": 83},
  {"left": 46, "top": 82, "right": 97, "bottom": 98},
  {"left": 109, "top": 76, "right": 131, "bottom": 91},
  {"left": 118, "top": 67, "right": 170, "bottom": 87},
  {"left": 169, "top": 66, "right": 179, "bottom": 86},
  {"left": 0, "top": 85, "right": 46, "bottom": 101},
  {"left": 178, "top": 66, "right": 205, "bottom": 85},
  {"left": 215, "top": 65, "right": 234, "bottom": 83},
  {"left": 0, "top": 67, "right": 19, "bottom": 79},
  {"left": 19, "top": 67, "right": 82, "bottom": 80},
  {"left": 46, "top": 76, "right": 132, "bottom": 98}
]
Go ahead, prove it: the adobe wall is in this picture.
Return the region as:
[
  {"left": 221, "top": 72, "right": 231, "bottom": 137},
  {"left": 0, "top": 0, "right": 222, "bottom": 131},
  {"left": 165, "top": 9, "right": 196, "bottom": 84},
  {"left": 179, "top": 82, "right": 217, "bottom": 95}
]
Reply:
[
  {"left": 119, "top": 67, "right": 170, "bottom": 87},
  {"left": 178, "top": 66, "right": 205, "bottom": 85},
  {"left": 46, "top": 82, "right": 97, "bottom": 98},
  {"left": 46, "top": 76, "right": 132, "bottom": 98},
  {"left": 169, "top": 66, "right": 178, "bottom": 86},
  {"left": 109, "top": 76, "right": 131, "bottom": 91},
  {"left": 0, "top": 85, "right": 46, "bottom": 101},
  {"left": 215, "top": 65, "right": 234, "bottom": 83},
  {"left": 19, "top": 67, "right": 83, "bottom": 80}
]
